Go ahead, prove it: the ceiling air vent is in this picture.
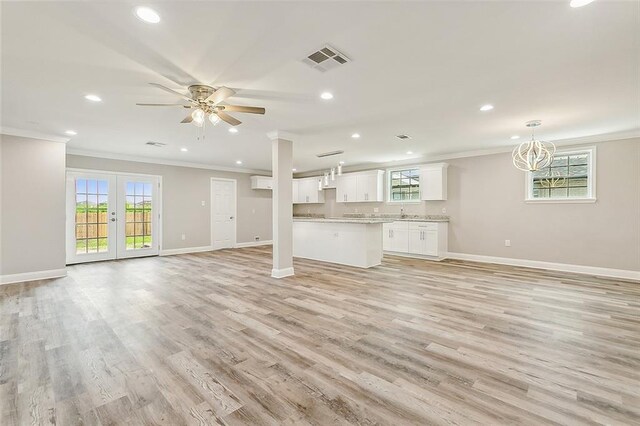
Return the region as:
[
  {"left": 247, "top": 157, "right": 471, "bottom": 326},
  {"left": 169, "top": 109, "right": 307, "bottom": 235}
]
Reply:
[
  {"left": 396, "top": 134, "right": 411, "bottom": 140},
  {"left": 316, "top": 150, "right": 344, "bottom": 158},
  {"left": 302, "top": 45, "right": 351, "bottom": 72},
  {"left": 146, "top": 141, "right": 166, "bottom": 147}
]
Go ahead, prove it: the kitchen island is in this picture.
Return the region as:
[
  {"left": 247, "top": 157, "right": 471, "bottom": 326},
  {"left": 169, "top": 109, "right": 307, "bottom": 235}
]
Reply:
[{"left": 293, "top": 218, "right": 393, "bottom": 268}]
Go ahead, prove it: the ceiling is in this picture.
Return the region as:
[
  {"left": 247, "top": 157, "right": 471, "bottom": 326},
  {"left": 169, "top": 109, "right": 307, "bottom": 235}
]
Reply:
[{"left": 1, "top": 1, "right": 638, "bottom": 173}]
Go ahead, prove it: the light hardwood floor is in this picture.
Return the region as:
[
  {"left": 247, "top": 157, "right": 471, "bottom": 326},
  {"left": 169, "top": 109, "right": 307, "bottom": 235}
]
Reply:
[{"left": 1, "top": 247, "right": 639, "bottom": 425}]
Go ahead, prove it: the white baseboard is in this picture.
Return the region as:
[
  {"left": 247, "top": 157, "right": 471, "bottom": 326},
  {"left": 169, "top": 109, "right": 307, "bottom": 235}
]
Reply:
[
  {"left": 446, "top": 252, "right": 640, "bottom": 281},
  {"left": 0, "top": 268, "right": 67, "bottom": 285},
  {"left": 271, "top": 267, "right": 294, "bottom": 278},
  {"left": 384, "top": 251, "right": 446, "bottom": 262},
  {"left": 160, "top": 245, "right": 213, "bottom": 256},
  {"left": 235, "top": 240, "right": 273, "bottom": 248}
]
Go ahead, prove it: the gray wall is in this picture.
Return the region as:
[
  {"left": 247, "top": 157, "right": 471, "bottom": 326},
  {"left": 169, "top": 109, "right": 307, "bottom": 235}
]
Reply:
[
  {"left": 66, "top": 155, "right": 273, "bottom": 249},
  {"left": 295, "top": 138, "right": 640, "bottom": 272},
  {"left": 1, "top": 135, "right": 67, "bottom": 275}
]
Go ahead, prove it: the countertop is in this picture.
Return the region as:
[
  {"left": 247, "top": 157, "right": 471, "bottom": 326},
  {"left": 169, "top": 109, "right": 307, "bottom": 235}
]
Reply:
[
  {"left": 293, "top": 217, "right": 394, "bottom": 224},
  {"left": 342, "top": 214, "right": 450, "bottom": 222}
]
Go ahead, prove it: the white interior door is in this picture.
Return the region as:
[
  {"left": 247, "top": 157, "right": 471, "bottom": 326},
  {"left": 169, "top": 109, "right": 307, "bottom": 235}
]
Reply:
[
  {"left": 66, "top": 171, "right": 160, "bottom": 264},
  {"left": 66, "top": 172, "right": 118, "bottom": 264},
  {"left": 211, "top": 178, "right": 236, "bottom": 250}
]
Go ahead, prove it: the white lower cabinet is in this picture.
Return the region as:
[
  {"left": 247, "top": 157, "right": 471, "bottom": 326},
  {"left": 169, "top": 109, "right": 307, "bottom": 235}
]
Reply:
[
  {"left": 383, "top": 221, "right": 409, "bottom": 252},
  {"left": 384, "top": 221, "right": 448, "bottom": 259},
  {"left": 408, "top": 223, "right": 438, "bottom": 256}
]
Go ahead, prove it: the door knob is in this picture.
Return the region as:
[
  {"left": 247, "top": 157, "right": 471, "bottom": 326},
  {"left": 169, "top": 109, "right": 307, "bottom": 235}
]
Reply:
[
  {"left": 230, "top": 216, "right": 234, "bottom": 220},
  {"left": 110, "top": 218, "right": 116, "bottom": 222}
]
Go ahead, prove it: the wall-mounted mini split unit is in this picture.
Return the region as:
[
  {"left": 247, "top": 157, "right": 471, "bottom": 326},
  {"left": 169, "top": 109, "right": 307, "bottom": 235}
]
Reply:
[
  {"left": 146, "top": 141, "right": 166, "bottom": 147},
  {"left": 302, "top": 45, "right": 351, "bottom": 72}
]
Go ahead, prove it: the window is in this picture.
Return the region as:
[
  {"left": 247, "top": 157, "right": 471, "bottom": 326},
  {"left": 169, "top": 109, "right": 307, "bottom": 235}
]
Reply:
[
  {"left": 527, "top": 147, "right": 596, "bottom": 202},
  {"left": 388, "top": 168, "right": 420, "bottom": 202}
]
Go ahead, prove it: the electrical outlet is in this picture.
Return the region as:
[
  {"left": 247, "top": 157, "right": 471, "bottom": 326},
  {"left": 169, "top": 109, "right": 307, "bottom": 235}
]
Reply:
[
  {"left": 251, "top": 208, "right": 256, "bottom": 214},
  {"left": 254, "top": 236, "right": 260, "bottom": 241},
  {"left": 442, "top": 207, "right": 447, "bottom": 214},
  {"left": 373, "top": 207, "right": 379, "bottom": 213},
  {"left": 201, "top": 200, "right": 205, "bottom": 207},
  {"left": 181, "top": 234, "right": 186, "bottom": 241},
  {"left": 354, "top": 208, "right": 359, "bottom": 213},
  {"left": 505, "top": 239, "right": 511, "bottom": 247}
]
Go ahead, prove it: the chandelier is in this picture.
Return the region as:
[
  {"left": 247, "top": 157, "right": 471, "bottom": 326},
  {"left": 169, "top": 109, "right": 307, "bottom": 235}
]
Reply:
[{"left": 512, "top": 120, "right": 556, "bottom": 172}]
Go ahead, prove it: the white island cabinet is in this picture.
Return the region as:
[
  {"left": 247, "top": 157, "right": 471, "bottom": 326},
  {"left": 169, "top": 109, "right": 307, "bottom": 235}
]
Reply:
[{"left": 293, "top": 218, "right": 392, "bottom": 268}]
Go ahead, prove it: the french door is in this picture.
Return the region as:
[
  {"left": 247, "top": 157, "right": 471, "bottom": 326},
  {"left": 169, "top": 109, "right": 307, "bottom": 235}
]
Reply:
[{"left": 66, "top": 171, "right": 161, "bottom": 264}]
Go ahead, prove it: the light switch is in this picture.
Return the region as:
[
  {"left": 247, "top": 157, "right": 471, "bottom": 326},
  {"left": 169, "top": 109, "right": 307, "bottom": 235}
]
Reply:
[{"left": 201, "top": 201, "right": 206, "bottom": 207}]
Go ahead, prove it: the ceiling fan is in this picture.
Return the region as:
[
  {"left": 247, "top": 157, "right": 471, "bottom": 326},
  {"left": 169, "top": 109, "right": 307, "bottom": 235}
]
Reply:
[{"left": 137, "top": 83, "right": 265, "bottom": 127}]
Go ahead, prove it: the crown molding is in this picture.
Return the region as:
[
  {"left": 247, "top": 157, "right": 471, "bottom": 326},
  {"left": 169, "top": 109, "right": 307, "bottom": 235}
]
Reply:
[
  {"left": 1, "top": 127, "right": 70, "bottom": 144},
  {"left": 299, "top": 130, "right": 640, "bottom": 175},
  {"left": 267, "top": 130, "right": 296, "bottom": 141},
  {"left": 66, "top": 148, "right": 271, "bottom": 175}
]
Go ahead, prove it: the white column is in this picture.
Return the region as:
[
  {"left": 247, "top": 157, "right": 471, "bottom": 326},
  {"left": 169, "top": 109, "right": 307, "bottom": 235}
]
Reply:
[{"left": 268, "top": 131, "right": 294, "bottom": 278}]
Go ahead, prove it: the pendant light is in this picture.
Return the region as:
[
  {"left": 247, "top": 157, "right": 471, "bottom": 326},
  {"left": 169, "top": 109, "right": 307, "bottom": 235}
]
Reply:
[
  {"left": 512, "top": 120, "right": 555, "bottom": 172},
  {"left": 330, "top": 167, "right": 336, "bottom": 181}
]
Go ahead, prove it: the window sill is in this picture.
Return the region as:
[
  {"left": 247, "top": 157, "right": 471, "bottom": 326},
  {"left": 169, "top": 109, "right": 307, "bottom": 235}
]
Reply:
[
  {"left": 525, "top": 198, "right": 597, "bottom": 204},
  {"left": 386, "top": 200, "right": 422, "bottom": 205}
]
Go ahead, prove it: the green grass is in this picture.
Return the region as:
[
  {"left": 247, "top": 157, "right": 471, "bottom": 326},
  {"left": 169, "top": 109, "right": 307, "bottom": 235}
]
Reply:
[{"left": 76, "top": 235, "right": 152, "bottom": 254}]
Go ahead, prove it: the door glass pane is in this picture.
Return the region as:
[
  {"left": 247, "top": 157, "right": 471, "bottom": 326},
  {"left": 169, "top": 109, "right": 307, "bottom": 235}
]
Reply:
[
  {"left": 125, "top": 181, "right": 153, "bottom": 250},
  {"left": 75, "top": 178, "right": 110, "bottom": 255}
]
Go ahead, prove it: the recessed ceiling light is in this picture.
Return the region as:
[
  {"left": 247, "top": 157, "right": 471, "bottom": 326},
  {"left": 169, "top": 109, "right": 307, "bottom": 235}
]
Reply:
[
  {"left": 511, "top": 135, "right": 520, "bottom": 140},
  {"left": 320, "top": 92, "right": 334, "bottom": 100},
  {"left": 65, "top": 130, "right": 77, "bottom": 136},
  {"left": 180, "top": 147, "right": 188, "bottom": 152},
  {"left": 236, "top": 160, "right": 243, "bottom": 165},
  {"left": 339, "top": 161, "right": 345, "bottom": 165},
  {"left": 406, "top": 151, "right": 413, "bottom": 155},
  {"left": 229, "top": 128, "right": 238, "bottom": 134},
  {"left": 85, "top": 94, "right": 102, "bottom": 102},
  {"left": 351, "top": 133, "right": 360, "bottom": 139},
  {"left": 570, "top": 0, "right": 596, "bottom": 7},
  {"left": 292, "top": 168, "right": 297, "bottom": 172},
  {"left": 480, "top": 104, "right": 494, "bottom": 111},
  {"left": 135, "top": 6, "right": 160, "bottom": 23}
]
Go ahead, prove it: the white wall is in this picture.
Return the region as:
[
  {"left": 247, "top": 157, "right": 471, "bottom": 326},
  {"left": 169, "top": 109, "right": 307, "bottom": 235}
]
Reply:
[
  {"left": 295, "top": 138, "right": 640, "bottom": 273},
  {"left": 66, "top": 155, "right": 273, "bottom": 250},
  {"left": 0, "top": 135, "right": 67, "bottom": 279}
]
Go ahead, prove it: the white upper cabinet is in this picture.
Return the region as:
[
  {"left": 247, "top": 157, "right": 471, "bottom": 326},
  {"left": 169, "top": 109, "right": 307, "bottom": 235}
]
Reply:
[
  {"left": 295, "top": 177, "right": 325, "bottom": 204},
  {"left": 420, "top": 163, "right": 448, "bottom": 201},
  {"left": 250, "top": 176, "right": 273, "bottom": 190},
  {"left": 292, "top": 179, "right": 299, "bottom": 203},
  {"left": 336, "top": 170, "right": 384, "bottom": 203},
  {"left": 336, "top": 174, "right": 357, "bottom": 203}
]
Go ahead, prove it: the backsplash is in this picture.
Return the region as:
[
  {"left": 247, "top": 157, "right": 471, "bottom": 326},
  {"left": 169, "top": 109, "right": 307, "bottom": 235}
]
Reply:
[{"left": 292, "top": 188, "right": 449, "bottom": 218}]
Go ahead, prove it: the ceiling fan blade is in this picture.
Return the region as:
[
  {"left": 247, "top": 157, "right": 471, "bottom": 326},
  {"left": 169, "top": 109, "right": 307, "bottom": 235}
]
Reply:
[
  {"left": 149, "top": 83, "right": 194, "bottom": 103},
  {"left": 219, "top": 105, "right": 265, "bottom": 114},
  {"left": 216, "top": 111, "right": 241, "bottom": 126},
  {"left": 181, "top": 114, "right": 193, "bottom": 123},
  {"left": 206, "top": 86, "right": 236, "bottom": 106},
  {"left": 136, "top": 103, "right": 188, "bottom": 107}
]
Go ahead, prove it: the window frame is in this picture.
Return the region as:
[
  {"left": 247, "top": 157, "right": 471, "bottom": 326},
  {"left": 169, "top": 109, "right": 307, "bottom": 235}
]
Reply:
[
  {"left": 386, "top": 166, "right": 422, "bottom": 204},
  {"left": 525, "top": 146, "right": 597, "bottom": 203}
]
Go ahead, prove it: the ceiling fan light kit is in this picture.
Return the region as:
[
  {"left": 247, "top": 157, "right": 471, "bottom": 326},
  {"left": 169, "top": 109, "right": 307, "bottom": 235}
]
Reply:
[
  {"left": 137, "top": 83, "right": 265, "bottom": 139},
  {"left": 512, "top": 120, "right": 556, "bottom": 172}
]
